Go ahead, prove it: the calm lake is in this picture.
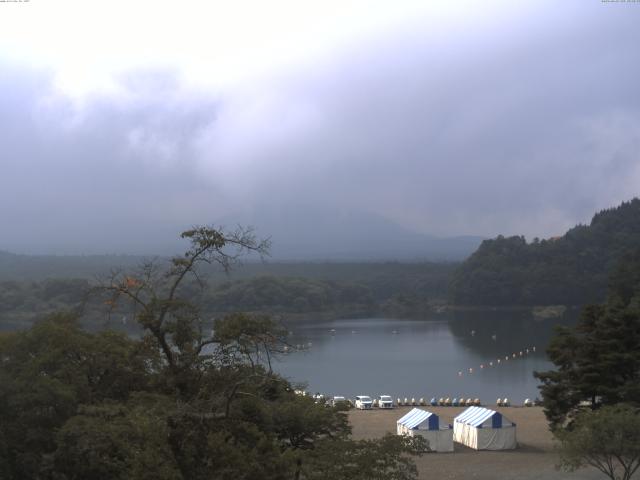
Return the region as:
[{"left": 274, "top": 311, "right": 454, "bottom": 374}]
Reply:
[{"left": 275, "top": 311, "right": 577, "bottom": 403}]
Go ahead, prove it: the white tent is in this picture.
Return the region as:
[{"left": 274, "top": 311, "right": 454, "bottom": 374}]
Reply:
[
  {"left": 396, "top": 408, "right": 454, "bottom": 452},
  {"left": 453, "top": 406, "right": 516, "bottom": 450}
]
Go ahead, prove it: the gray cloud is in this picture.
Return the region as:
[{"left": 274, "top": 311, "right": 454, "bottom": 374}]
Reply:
[
  {"left": 1, "top": 67, "right": 222, "bottom": 253},
  {"left": 1, "top": 1, "right": 639, "bottom": 256}
]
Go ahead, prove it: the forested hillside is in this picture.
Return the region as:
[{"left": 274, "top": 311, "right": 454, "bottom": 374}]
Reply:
[
  {"left": 450, "top": 199, "right": 640, "bottom": 306},
  {"left": 0, "top": 262, "right": 455, "bottom": 331}
]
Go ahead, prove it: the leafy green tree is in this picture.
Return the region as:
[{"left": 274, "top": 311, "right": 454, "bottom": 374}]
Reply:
[
  {"left": 534, "top": 249, "right": 640, "bottom": 430},
  {"left": 0, "top": 226, "right": 426, "bottom": 480},
  {"left": 53, "top": 395, "right": 181, "bottom": 480},
  {"left": 556, "top": 404, "right": 640, "bottom": 480},
  {"left": 0, "top": 312, "right": 150, "bottom": 479},
  {"left": 301, "top": 434, "right": 427, "bottom": 480}
]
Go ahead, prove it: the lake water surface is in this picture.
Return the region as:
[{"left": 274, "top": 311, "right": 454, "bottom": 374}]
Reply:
[{"left": 275, "top": 311, "right": 576, "bottom": 403}]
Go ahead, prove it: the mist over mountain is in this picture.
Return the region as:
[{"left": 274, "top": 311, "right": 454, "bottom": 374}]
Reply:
[
  {"left": 0, "top": 208, "right": 482, "bottom": 278},
  {"left": 249, "top": 209, "right": 482, "bottom": 261},
  {"left": 1, "top": 2, "right": 639, "bottom": 257}
]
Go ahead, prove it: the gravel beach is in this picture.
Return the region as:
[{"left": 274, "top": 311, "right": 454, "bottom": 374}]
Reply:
[{"left": 349, "top": 406, "right": 605, "bottom": 480}]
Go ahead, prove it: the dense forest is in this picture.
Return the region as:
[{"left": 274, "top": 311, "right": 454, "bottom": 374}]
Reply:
[
  {"left": 450, "top": 199, "right": 640, "bottom": 306},
  {"left": 0, "top": 228, "right": 426, "bottom": 479},
  {"left": 0, "top": 262, "right": 455, "bottom": 331}
]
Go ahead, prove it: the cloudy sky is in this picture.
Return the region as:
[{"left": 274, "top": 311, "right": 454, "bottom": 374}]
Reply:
[{"left": 1, "top": 0, "right": 639, "bottom": 256}]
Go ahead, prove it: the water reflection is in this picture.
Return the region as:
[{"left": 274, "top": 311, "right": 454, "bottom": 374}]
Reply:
[
  {"left": 448, "top": 309, "right": 578, "bottom": 359},
  {"left": 275, "top": 311, "right": 578, "bottom": 402}
]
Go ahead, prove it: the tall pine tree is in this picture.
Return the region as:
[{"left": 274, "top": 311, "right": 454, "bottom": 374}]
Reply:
[{"left": 535, "top": 248, "right": 640, "bottom": 429}]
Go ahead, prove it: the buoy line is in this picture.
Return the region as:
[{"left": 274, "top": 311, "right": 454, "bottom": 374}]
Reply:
[{"left": 456, "top": 346, "right": 537, "bottom": 378}]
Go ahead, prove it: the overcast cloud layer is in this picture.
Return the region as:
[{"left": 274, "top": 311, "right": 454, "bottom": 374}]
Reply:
[{"left": 1, "top": 1, "right": 639, "bottom": 256}]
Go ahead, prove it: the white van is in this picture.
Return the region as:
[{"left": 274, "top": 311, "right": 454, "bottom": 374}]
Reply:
[{"left": 355, "top": 395, "right": 373, "bottom": 410}]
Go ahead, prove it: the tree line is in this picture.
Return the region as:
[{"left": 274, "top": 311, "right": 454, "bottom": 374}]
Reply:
[
  {"left": 0, "top": 264, "right": 455, "bottom": 331},
  {"left": 450, "top": 198, "right": 640, "bottom": 306}
]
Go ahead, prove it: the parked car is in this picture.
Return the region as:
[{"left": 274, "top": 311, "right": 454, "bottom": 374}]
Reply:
[
  {"left": 354, "top": 395, "right": 373, "bottom": 410},
  {"left": 331, "top": 395, "right": 347, "bottom": 407},
  {"left": 378, "top": 395, "right": 394, "bottom": 408}
]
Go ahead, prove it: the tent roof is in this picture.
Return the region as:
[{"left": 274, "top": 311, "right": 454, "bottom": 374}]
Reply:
[
  {"left": 454, "top": 406, "right": 511, "bottom": 427},
  {"left": 397, "top": 408, "right": 437, "bottom": 429}
]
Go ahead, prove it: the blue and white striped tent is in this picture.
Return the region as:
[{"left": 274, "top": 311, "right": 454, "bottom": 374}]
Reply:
[
  {"left": 397, "top": 408, "right": 453, "bottom": 452},
  {"left": 397, "top": 408, "right": 440, "bottom": 432},
  {"left": 453, "top": 406, "right": 516, "bottom": 450}
]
